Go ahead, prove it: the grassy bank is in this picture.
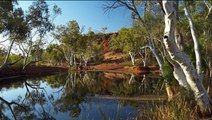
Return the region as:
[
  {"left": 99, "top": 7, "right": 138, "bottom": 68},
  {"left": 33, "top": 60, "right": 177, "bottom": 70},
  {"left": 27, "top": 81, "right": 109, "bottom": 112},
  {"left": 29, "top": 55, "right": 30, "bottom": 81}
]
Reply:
[{"left": 137, "top": 90, "right": 202, "bottom": 120}]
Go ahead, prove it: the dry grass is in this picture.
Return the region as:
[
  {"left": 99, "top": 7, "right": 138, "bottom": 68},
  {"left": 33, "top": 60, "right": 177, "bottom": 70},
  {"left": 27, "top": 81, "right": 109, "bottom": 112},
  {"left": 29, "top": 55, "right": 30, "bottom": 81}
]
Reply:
[{"left": 137, "top": 92, "right": 200, "bottom": 120}]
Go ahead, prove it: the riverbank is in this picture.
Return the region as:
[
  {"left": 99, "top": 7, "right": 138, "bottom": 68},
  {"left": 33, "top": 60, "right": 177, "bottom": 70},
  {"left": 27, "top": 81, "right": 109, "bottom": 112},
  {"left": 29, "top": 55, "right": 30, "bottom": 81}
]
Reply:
[
  {"left": 0, "top": 65, "right": 69, "bottom": 79},
  {"left": 87, "top": 63, "right": 160, "bottom": 75},
  {"left": 0, "top": 63, "right": 160, "bottom": 80}
]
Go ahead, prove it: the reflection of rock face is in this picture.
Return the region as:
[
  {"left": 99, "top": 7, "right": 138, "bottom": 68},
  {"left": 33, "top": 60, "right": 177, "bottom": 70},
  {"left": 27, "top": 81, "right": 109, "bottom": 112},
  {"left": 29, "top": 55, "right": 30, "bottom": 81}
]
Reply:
[
  {"left": 102, "top": 79, "right": 110, "bottom": 94},
  {"left": 104, "top": 72, "right": 127, "bottom": 80}
]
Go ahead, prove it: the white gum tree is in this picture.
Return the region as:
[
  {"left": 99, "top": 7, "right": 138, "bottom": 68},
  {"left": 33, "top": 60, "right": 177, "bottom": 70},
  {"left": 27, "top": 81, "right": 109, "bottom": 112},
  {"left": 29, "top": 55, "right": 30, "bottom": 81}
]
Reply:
[
  {"left": 105, "top": 0, "right": 212, "bottom": 114},
  {"left": 162, "top": 0, "right": 211, "bottom": 113}
]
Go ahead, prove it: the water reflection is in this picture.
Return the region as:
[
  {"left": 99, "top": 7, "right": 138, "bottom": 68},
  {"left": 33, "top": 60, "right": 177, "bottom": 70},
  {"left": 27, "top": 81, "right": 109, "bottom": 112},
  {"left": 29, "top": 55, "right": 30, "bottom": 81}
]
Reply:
[{"left": 0, "top": 71, "right": 164, "bottom": 119}]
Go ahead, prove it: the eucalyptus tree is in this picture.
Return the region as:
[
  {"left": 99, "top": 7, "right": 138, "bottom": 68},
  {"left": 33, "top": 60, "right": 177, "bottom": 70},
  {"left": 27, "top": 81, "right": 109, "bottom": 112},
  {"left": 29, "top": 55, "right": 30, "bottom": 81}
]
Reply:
[
  {"left": 109, "top": 27, "right": 144, "bottom": 65},
  {"left": 55, "top": 72, "right": 85, "bottom": 118},
  {"left": 0, "top": 1, "right": 30, "bottom": 69},
  {"left": 45, "top": 44, "right": 65, "bottom": 65},
  {"left": 105, "top": 1, "right": 164, "bottom": 71},
  {"left": 30, "top": 44, "right": 43, "bottom": 62},
  {"left": 0, "top": 0, "right": 61, "bottom": 70},
  {"left": 20, "top": 0, "right": 61, "bottom": 70},
  {"left": 162, "top": 1, "right": 211, "bottom": 113},
  {"left": 204, "top": 0, "right": 212, "bottom": 19},
  {"left": 80, "top": 29, "right": 103, "bottom": 66},
  {"left": 180, "top": 1, "right": 212, "bottom": 86},
  {"left": 52, "top": 20, "right": 82, "bottom": 66},
  {"left": 0, "top": 79, "right": 56, "bottom": 120},
  {"left": 105, "top": 0, "right": 212, "bottom": 113}
]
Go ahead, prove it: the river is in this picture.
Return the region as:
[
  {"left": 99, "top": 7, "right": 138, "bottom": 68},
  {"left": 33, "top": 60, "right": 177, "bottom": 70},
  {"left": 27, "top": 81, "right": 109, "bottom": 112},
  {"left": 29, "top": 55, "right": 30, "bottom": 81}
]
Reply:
[{"left": 0, "top": 71, "right": 165, "bottom": 119}]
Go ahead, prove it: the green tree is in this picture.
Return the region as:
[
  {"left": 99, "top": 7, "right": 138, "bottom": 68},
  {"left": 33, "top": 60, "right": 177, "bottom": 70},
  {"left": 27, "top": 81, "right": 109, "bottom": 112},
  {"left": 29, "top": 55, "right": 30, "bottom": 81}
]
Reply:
[
  {"left": 45, "top": 44, "right": 65, "bottom": 65},
  {"left": 109, "top": 27, "right": 145, "bottom": 65},
  {"left": 20, "top": 0, "right": 61, "bottom": 70},
  {"left": 0, "top": 1, "right": 30, "bottom": 69},
  {"left": 79, "top": 29, "right": 103, "bottom": 66},
  {"left": 105, "top": 0, "right": 212, "bottom": 113},
  {"left": 52, "top": 20, "right": 82, "bottom": 66}
]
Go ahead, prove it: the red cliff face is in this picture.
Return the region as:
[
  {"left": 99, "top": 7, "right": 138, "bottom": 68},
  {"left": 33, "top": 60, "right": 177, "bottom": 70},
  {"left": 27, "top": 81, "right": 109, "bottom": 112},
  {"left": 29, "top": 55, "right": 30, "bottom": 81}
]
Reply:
[
  {"left": 102, "top": 40, "right": 109, "bottom": 53},
  {"left": 100, "top": 32, "right": 118, "bottom": 53}
]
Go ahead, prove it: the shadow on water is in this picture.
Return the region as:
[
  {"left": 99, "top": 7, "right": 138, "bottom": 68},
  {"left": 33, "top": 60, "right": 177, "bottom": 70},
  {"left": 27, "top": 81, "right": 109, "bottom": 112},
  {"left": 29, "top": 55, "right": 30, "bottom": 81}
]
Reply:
[{"left": 0, "top": 71, "right": 166, "bottom": 119}]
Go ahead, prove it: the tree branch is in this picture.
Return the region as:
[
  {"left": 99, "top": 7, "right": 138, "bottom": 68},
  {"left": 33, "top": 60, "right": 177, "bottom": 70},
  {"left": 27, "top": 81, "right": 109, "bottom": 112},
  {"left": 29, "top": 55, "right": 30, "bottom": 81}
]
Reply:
[{"left": 8, "top": 56, "right": 23, "bottom": 66}]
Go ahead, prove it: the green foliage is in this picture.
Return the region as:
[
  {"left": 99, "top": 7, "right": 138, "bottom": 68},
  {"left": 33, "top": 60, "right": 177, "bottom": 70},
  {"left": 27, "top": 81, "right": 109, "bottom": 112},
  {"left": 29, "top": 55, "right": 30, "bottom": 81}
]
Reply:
[
  {"left": 52, "top": 22, "right": 104, "bottom": 66},
  {"left": 44, "top": 44, "right": 65, "bottom": 65},
  {"left": 109, "top": 27, "right": 145, "bottom": 54},
  {"left": 162, "top": 61, "right": 174, "bottom": 84},
  {"left": 26, "top": 0, "right": 61, "bottom": 36},
  {"left": 0, "top": 47, "right": 6, "bottom": 64},
  {"left": 0, "top": 1, "right": 15, "bottom": 33},
  {"left": 0, "top": 1, "right": 30, "bottom": 42},
  {"left": 30, "top": 44, "right": 44, "bottom": 61},
  {"left": 178, "top": 1, "right": 212, "bottom": 73},
  {"left": 45, "top": 73, "right": 67, "bottom": 88},
  {"left": 91, "top": 42, "right": 104, "bottom": 64},
  {"left": 52, "top": 20, "right": 82, "bottom": 65},
  {"left": 0, "top": 55, "right": 6, "bottom": 65},
  {"left": 8, "top": 54, "right": 23, "bottom": 68}
]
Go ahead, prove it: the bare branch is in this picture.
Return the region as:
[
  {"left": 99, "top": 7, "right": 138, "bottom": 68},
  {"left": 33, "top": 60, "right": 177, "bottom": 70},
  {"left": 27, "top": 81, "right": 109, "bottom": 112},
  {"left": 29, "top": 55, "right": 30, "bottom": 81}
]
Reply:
[
  {"left": 0, "top": 97, "right": 26, "bottom": 120},
  {"left": 204, "top": 0, "right": 212, "bottom": 19},
  {"left": 8, "top": 56, "right": 23, "bottom": 66},
  {"left": 0, "top": 38, "right": 9, "bottom": 43},
  {"left": 103, "top": 1, "right": 122, "bottom": 14}
]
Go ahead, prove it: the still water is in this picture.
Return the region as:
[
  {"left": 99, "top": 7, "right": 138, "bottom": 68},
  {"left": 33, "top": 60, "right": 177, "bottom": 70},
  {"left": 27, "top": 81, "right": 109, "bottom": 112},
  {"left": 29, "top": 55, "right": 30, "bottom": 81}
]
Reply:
[{"left": 0, "top": 71, "right": 164, "bottom": 119}]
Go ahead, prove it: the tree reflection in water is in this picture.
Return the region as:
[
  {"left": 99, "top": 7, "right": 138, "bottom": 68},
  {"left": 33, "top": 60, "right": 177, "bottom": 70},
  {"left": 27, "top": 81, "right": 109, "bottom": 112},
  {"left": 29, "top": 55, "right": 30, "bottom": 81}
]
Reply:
[
  {"left": 0, "top": 79, "right": 56, "bottom": 120},
  {"left": 0, "top": 71, "right": 164, "bottom": 119}
]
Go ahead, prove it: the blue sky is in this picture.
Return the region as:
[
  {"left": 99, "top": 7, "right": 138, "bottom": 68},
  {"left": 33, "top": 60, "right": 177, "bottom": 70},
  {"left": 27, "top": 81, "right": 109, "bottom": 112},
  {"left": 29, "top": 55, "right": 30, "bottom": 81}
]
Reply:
[{"left": 18, "top": 1, "right": 133, "bottom": 33}]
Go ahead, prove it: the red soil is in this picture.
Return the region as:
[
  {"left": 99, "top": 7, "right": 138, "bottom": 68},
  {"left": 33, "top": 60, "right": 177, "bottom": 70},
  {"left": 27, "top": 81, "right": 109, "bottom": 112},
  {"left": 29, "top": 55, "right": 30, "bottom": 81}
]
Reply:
[
  {"left": 92, "top": 63, "right": 124, "bottom": 70},
  {"left": 90, "top": 63, "right": 160, "bottom": 75}
]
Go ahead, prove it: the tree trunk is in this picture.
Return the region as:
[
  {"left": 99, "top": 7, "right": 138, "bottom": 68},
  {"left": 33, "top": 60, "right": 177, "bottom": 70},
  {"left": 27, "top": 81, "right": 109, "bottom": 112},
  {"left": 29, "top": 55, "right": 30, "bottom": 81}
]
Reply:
[
  {"left": 9, "top": 56, "right": 23, "bottom": 66},
  {"left": 83, "top": 58, "right": 89, "bottom": 67},
  {"left": 129, "top": 51, "right": 135, "bottom": 66},
  {"left": 204, "top": 0, "right": 212, "bottom": 19},
  {"left": 172, "top": 61, "right": 190, "bottom": 89},
  {"left": 70, "top": 51, "right": 74, "bottom": 66},
  {"left": 210, "top": 61, "right": 212, "bottom": 81},
  {"left": 82, "top": 54, "right": 90, "bottom": 67},
  {"left": 79, "top": 53, "right": 83, "bottom": 66},
  {"left": 73, "top": 52, "right": 76, "bottom": 66},
  {"left": 23, "top": 43, "right": 33, "bottom": 70},
  {"left": 162, "top": 0, "right": 211, "bottom": 114},
  {"left": 182, "top": 0, "right": 202, "bottom": 79},
  {"left": 140, "top": 37, "right": 164, "bottom": 73},
  {"left": 0, "top": 39, "right": 15, "bottom": 69},
  {"left": 129, "top": 74, "right": 136, "bottom": 84},
  {"left": 139, "top": 47, "right": 147, "bottom": 67}
]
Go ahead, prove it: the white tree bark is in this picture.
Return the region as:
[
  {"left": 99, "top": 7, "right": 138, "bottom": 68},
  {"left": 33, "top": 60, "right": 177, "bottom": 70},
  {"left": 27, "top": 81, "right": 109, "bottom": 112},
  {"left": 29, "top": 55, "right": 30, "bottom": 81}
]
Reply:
[
  {"left": 162, "top": 0, "right": 211, "bottom": 113},
  {"left": 204, "top": 0, "right": 212, "bottom": 19},
  {"left": 129, "top": 74, "right": 136, "bottom": 85},
  {"left": 73, "top": 52, "right": 77, "bottom": 66},
  {"left": 182, "top": 0, "right": 202, "bottom": 79},
  {"left": 0, "top": 39, "right": 15, "bottom": 69},
  {"left": 139, "top": 47, "right": 147, "bottom": 67},
  {"left": 79, "top": 53, "right": 83, "bottom": 66},
  {"left": 140, "top": 37, "right": 164, "bottom": 73},
  {"left": 82, "top": 56, "right": 89, "bottom": 67},
  {"left": 172, "top": 62, "right": 190, "bottom": 89},
  {"left": 175, "top": 31, "right": 185, "bottom": 52},
  {"left": 70, "top": 51, "right": 74, "bottom": 66},
  {"left": 22, "top": 42, "right": 33, "bottom": 70},
  {"left": 128, "top": 51, "right": 135, "bottom": 66}
]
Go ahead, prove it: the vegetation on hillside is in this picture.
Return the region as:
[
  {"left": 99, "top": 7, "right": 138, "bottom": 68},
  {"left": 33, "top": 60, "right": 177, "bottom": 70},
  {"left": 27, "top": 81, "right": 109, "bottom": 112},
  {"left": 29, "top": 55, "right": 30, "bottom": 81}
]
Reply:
[{"left": 0, "top": 0, "right": 212, "bottom": 118}]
